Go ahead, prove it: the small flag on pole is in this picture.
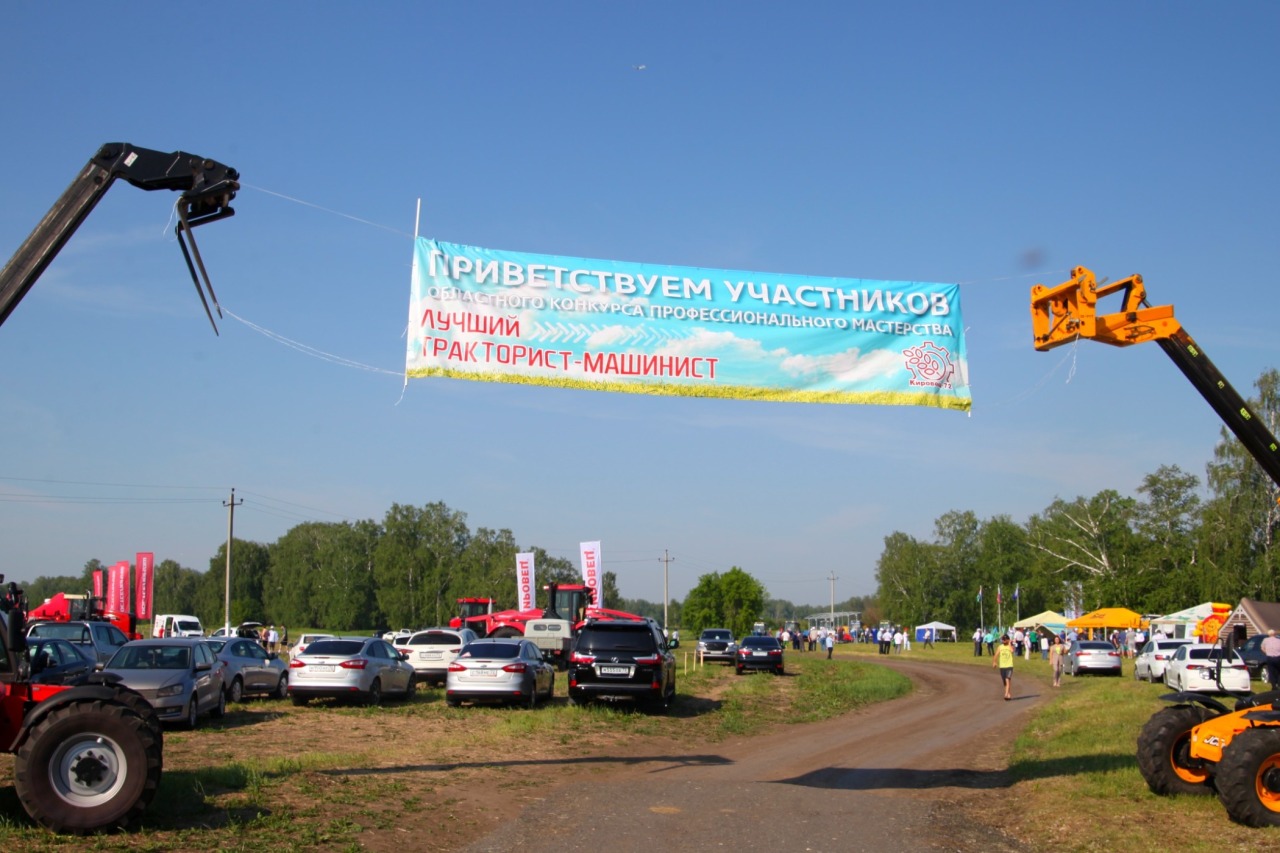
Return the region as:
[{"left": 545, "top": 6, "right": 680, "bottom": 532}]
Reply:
[
  {"left": 997, "top": 585, "right": 1002, "bottom": 605},
  {"left": 1013, "top": 584, "right": 1020, "bottom": 601},
  {"left": 976, "top": 586, "right": 983, "bottom": 602}
]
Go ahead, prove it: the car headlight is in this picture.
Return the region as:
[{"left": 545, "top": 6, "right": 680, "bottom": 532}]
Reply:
[{"left": 156, "top": 683, "right": 185, "bottom": 698}]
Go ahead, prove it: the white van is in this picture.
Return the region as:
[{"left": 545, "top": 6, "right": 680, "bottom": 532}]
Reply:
[{"left": 152, "top": 614, "right": 204, "bottom": 638}]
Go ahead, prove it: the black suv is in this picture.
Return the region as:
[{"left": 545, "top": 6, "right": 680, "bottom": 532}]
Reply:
[{"left": 568, "top": 618, "right": 676, "bottom": 712}]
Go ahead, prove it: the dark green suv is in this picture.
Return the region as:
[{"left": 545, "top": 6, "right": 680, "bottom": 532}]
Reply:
[{"left": 567, "top": 619, "right": 676, "bottom": 712}]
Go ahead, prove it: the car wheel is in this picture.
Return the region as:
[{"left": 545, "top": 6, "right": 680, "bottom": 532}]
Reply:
[
  {"left": 366, "top": 679, "right": 382, "bottom": 707},
  {"left": 445, "top": 696, "right": 461, "bottom": 708},
  {"left": 227, "top": 677, "right": 244, "bottom": 704},
  {"left": 403, "top": 678, "right": 417, "bottom": 702},
  {"left": 290, "top": 693, "right": 310, "bottom": 707},
  {"left": 735, "top": 665, "right": 743, "bottom": 676},
  {"left": 1136, "top": 705, "right": 1215, "bottom": 796},
  {"left": 211, "top": 687, "right": 227, "bottom": 719},
  {"left": 272, "top": 675, "right": 288, "bottom": 700},
  {"left": 184, "top": 698, "right": 199, "bottom": 730},
  {"left": 544, "top": 672, "right": 555, "bottom": 703},
  {"left": 524, "top": 685, "right": 537, "bottom": 710},
  {"left": 1214, "top": 727, "right": 1280, "bottom": 826}
]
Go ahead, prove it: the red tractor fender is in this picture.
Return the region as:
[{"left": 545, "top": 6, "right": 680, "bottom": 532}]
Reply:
[{"left": 7, "top": 684, "right": 157, "bottom": 753}]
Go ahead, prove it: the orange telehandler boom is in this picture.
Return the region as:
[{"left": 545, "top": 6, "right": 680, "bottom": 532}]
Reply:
[{"left": 1031, "top": 265, "right": 1280, "bottom": 487}]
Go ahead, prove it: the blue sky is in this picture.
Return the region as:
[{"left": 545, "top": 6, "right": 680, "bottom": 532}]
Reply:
[{"left": 2, "top": 4, "right": 1277, "bottom": 608}]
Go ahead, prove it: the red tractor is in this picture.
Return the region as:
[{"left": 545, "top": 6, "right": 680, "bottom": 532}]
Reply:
[
  {"left": 1, "top": 579, "right": 163, "bottom": 833},
  {"left": 451, "top": 583, "right": 649, "bottom": 665},
  {"left": 26, "top": 591, "right": 141, "bottom": 640}
]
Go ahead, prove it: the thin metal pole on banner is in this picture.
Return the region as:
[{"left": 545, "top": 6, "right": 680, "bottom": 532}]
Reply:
[{"left": 414, "top": 198, "right": 421, "bottom": 239}]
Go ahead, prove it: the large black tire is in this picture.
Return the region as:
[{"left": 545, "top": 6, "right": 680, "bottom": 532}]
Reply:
[
  {"left": 14, "top": 699, "right": 163, "bottom": 834},
  {"left": 1136, "top": 705, "right": 1215, "bottom": 796},
  {"left": 1215, "top": 727, "right": 1280, "bottom": 826}
]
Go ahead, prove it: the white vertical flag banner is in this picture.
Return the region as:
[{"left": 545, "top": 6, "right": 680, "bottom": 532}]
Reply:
[
  {"left": 516, "top": 552, "right": 536, "bottom": 611},
  {"left": 579, "top": 541, "right": 601, "bottom": 605}
]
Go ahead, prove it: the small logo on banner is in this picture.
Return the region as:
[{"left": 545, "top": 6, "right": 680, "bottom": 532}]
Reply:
[{"left": 902, "top": 341, "right": 954, "bottom": 389}]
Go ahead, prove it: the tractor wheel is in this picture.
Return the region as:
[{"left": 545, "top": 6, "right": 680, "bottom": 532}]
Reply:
[
  {"left": 1215, "top": 727, "right": 1280, "bottom": 826},
  {"left": 491, "top": 627, "right": 521, "bottom": 639},
  {"left": 14, "top": 698, "right": 163, "bottom": 834},
  {"left": 1136, "top": 705, "right": 1215, "bottom": 796}
]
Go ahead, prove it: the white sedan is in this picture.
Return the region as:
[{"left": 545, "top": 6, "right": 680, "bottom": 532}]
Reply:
[
  {"left": 1133, "top": 638, "right": 1193, "bottom": 683},
  {"left": 1163, "top": 643, "right": 1251, "bottom": 694}
]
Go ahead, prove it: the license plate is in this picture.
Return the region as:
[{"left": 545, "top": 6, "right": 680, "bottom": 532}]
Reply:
[
  {"left": 600, "top": 665, "right": 630, "bottom": 676},
  {"left": 309, "top": 664, "right": 334, "bottom": 672},
  {"left": 473, "top": 669, "right": 498, "bottom": 677},
  {"left": 418, "top": 651, "right": 441, "bottom": 660},
  {"left": 752, "top": 652, "right": 766, "bottom": 657}
]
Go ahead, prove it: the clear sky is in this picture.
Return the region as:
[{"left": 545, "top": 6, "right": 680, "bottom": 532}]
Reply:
[{"left": 2, "top": 4, "right": 1277, "bottom": 608}]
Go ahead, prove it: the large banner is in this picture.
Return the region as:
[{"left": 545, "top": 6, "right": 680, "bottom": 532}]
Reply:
[
  {"left": 580, "top": 541, "right": 601, "bottom": 605},
  {"left": 516, "top": 552, "right": 536, "bottom": 612},
  {"left": 135, "top": 551, "right": 154, "bottom": 620},
  {"left": 407, "top": 238, "right": 970, "bottom": 410}
]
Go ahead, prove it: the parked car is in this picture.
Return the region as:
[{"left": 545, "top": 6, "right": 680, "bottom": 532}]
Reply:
[
  {"left": 1163, "top": 643, "right": 1252, "bottom": 694},
  {"left": 696, "top": 628, "right": 737, "bottom": 663},
  {"left": 152, "top": 613, "right": 204, "bottom": 638},
  {"left": 735, "top": 635, "right": 786, "bottom": 675},
  {"left": 444, "top": 638, "right": 554, "bottom": 708},
  {"left": 207, "top": 637, "right": 289, "bottom": 701},
  {"left": 1064, "top": 640, "right": 1122, "bottom": 676},
  {"left": 1133, "top": 638, "right": 1193, "bottom": 683},
  {"left": 210, "top": 621, "right": 263, "bottom": 640},
  {"left": 99, "top": 638, "right": 226, "bottom": 728},
  {"left": 26, "top": 619, "right": 130, "bottom": 666},
  {"left": 567, "top": 618, "right": 676, "bottom": 712},
  {"left": 25, "top": 637, "right": 95, "bottom": 685},
  {"left": 291, "top": 632, "right": 336, "bottom": 657},
  {"left": 1236, "top": 633, "right": 1274, "bottom": 683},
  {"left": 287, "top": 637, "right": 416, "bottom": 706},
  {"left": 394, "top": 627, "right": 478, "bottom": 686}
]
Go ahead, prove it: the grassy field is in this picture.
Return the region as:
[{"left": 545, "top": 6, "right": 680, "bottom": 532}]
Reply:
[{"left": 1, "top": 640, "right": 1277, "bottom": 850}]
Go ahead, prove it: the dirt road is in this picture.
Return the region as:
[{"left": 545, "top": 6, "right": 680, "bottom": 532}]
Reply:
[{"left": 464, "top": 657, "right": 1042, "bottom": 852}]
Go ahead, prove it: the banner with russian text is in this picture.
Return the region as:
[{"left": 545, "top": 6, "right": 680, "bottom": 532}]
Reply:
[
  {"left": 93, "top": 570, "right": 104, "bottom": 600},
  {"left": 407, "top": 238, "right": 969, "bottom": 410},
  {"left": 516, "top": 552, "right": 536, "bottom": 612},
  {"left": 135, "top": 552, "right": 154, "bottom": 620},
  {"left": 580, "top": 541, "right": 601, "bottom": 606}
]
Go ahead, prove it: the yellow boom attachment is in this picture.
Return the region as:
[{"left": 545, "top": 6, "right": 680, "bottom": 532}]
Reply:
[{"left": 1030, "top": 265, "right": 1183, "bottom": 350}]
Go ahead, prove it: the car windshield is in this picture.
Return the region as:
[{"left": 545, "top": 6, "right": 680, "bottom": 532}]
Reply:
[
  {"left": 579, "top": 630, "right": 654, "bottom": 653},
  {"left": 408, "top": 633, "right": 461, "bottom": 646},
  {"left": 109, "top": 645, "right": 191, "bottom": 669},
  {"left": 459, "top": 642, "right": 520, "bottom": 659},
  {"left": 304, "top": 640, "right": 365, "bottom": 656},
  {"left": 176, "top": 620, "right": 201, "bottom": 633},
  {"left": 702, "top": 630, "right": 732, "bottom": 640},
  {"left": 742, "top": 637, "right": 780, "bottom": 649},
  {"left": 1076, "top": 642, "right": 1112, "bottom": 650},
  {"left": 28, "top": 624, "right": 89, "bottom": 642},
  {"left": 206, "top": 640, "right": 226, "bottom": 653},
  {"left": 1188, "top": 648, "right": 1241, "bottom": 662}
]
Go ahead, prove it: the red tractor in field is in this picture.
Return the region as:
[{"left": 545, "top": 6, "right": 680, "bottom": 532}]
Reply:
[
  {"left": 26, "top": 592, "right": 141, "bottom": 640},
  {"left": 1, "top": 578, "right": 163, "bottom": 833},
  {"left": 451, "top": 583, "right": 650, "bottom": 666}
]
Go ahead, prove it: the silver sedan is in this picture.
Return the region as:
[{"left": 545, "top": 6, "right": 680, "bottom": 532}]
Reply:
[
  {"left": 445, "top": 638, "right": 554, "bottom": 708},
  {"left": 287, "top": 637, "right": 416, "bottom": 706}
]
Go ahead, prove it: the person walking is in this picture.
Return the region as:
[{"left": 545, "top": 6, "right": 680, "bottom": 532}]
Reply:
[
  {"left": 993, "top": 635, "right": 1014, "bottom": 700},
  {"left": 1261, "top": 629, "right": 1280, "bottom": 687},
  {"left": 824, "top": 631, "right": 835, "bottom": 659},
  {"left": 1050, "top": 633, "right": 1066, "bottom": 687}
]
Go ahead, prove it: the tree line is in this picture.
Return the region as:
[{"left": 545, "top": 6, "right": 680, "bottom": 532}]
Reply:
[{"left": 874, "top": 370, "right": 1280, "bottom": 631}]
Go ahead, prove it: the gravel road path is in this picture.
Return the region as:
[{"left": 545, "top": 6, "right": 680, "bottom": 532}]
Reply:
[{"left": 466, "top": 657, "right": 1044, "bottom": 852}]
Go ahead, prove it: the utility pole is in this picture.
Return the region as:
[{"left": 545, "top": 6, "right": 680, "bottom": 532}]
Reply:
[
  {"left": 659, "top": 549, "right": 675, "bottom": 636},
  {"left": 828, "top": 571, "right": 838, "bottom": 628},
  {"left": 223, "top": 488, "right": 242, "bottom": 635}
]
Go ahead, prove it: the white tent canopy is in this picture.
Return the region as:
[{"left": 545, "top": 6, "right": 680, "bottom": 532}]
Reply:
[
  {"left": 914, "top": 621, "right": 957, "bottom": 641},
  {"left": 1149, "top": 602, "right": 1228, "bottom": 639}
]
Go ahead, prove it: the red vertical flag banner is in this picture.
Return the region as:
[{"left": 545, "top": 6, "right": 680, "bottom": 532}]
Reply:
[
  {"left": 135, "top": 552, "right": 154, "bottom": 620},
  {"left": 107, "top": 562, "right": 125, "bottom": 612},
  {"left": 579, "top": 541, "right": 601, "bottom": 606},
  {"left": 93, "top": 570, "right": 104, "bottom": 600}
]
